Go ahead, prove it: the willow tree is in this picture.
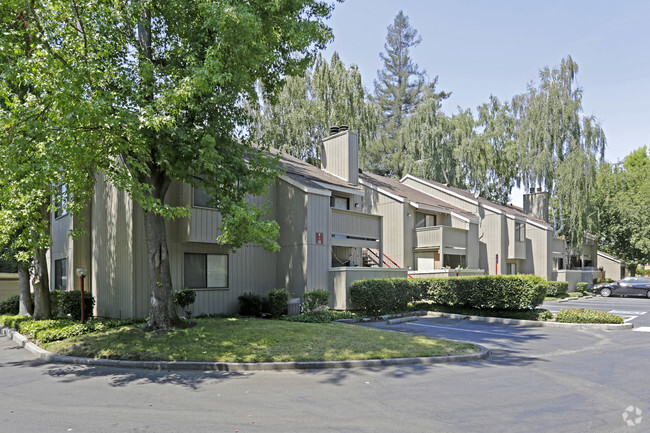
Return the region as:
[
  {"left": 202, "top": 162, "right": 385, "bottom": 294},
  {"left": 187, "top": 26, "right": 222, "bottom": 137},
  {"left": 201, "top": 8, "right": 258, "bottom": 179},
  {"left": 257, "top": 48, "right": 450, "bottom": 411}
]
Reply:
[
  {"left": 512, "top": 56, "right": 605, "bottom": 248},
  {"left": 6, "top": 1, "right": 336, "bottom": 330},
  {"left": 454, "top": 96, "right": 519, "bottom": 204},
  {"left": 401, "top": 87, "right": 458, "bottom": 185},
  {"left": 253, "top": 52, "right": 378, "bottom": 166}
]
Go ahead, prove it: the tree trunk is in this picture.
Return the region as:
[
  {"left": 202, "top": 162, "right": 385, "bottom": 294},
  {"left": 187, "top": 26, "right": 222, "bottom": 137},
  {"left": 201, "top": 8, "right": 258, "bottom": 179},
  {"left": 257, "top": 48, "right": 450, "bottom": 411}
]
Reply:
[
  {"left": 18, "top": 263, "right": 34, "bottom": 317},
  {"left": 32, "top": 247, "right": 51, "bottom": 320},
  {"left": 143, "top": 209, "right": 179, "bottom": 330},
  {"left": 628, "top": 264, "right": 637, "bottom": 277},
  {"left": 32, "top": 201, "right": 51, "bottom": 320}
]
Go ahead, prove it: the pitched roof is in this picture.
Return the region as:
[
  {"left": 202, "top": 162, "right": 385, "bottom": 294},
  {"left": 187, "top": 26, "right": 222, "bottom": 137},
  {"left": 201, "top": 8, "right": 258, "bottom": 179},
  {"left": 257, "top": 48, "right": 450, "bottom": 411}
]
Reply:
[
  {"left": 269, "top": 148, "right": 361, "bottom": 192},
  {"left": 360, "top": 171, "right": 477, "bottom": 221},
  {"left": 402, "top": 174, "right": 550, "bottom": 226}
]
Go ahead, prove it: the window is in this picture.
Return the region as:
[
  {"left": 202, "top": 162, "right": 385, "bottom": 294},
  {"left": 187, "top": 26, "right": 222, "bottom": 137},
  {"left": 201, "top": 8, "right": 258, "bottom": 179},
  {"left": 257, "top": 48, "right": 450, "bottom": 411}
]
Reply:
[
  {"left": 184, "top": 253, "right": 228, "bottom": 288},
  {"left": 54, "top": 258, "right": 67, "bottom": 290},
  {"left": 330, "top": 196, "right": 349, "bottom": 210},
  {"left": 415, "top": 212, "right": 437, "bottom": 228},
  {"left": 508, "top": 262, "right": 517, "bottom": 275},
  {"left": 515, "top": 222, "right": 525, "bottom": 242},
  {"left": 193, "top": 186, "right": 215, "bottom": 208},
  {"left": 553, "top": 257, "right": 564, "bottom": 270},
  {"left": 55, "top": 184, "right": 68, "bottom": 218}
]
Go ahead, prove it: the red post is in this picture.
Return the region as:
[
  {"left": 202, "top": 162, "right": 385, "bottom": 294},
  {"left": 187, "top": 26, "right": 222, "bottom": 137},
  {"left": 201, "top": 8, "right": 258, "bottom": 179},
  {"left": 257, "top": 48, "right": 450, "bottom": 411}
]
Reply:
[{"left": 80, "top": 275, "right": 86, "bottom": 324}]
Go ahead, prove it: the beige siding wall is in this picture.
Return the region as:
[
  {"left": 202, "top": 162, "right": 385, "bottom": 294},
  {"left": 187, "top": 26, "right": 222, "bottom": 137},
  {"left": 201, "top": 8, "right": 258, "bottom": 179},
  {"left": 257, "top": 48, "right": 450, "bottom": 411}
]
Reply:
[
  {"left": 306, "top": 193, "right": 331, "bottom": 295},
  {"left": 321, "top": 131, "right": 358, "bottom": 184},
  {"left": 523, "top": 224, "right": 552, "bottom": 279},
  {"left": 466, "top": 223, "right": 480, "bottom": 269},
  {"left": 362, "top": 185, "right": 407, "bottom": 268},
  {"left": 91, "top": 173, "right": 135, "bottom": 318},
  {"left": 598, "top": 252, "right": 624, "bottom": 281},
  {"left": 480, "top": 211, "right": 505, "bottom": 275},
  {"left": 0, "top": 273, "right": 19, "bottom": 302},
  {"left": 275, "top": 180, "right": 309, "bottom": 297}
]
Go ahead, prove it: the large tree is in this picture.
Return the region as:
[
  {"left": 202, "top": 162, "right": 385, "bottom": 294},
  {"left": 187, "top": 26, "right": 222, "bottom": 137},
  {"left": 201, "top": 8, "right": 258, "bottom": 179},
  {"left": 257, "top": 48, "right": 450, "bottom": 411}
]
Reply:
[
  {"left": 512, "top": 56, "right": 605, "bottom": 248},
  {"left": 0, "top": 3, "right": 100, "bottom": 319},
  {"left": 3, "top": 1, "right": 336, "bottom": 330},
  {"left": 253, "top": 52, "right": 378, "bottom": 166},
  {"left": 594, "top": 148, "right": 650, "bottom": 275},
  {"left": 368, "top": 11, "right": 449, "bottom": 178}
]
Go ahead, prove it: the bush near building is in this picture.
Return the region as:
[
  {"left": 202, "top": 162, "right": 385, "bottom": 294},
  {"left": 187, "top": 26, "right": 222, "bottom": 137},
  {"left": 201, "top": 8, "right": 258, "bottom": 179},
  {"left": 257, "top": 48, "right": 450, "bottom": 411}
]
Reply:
[{"left": 349, "top": 275, "right": 547, "bottom": 315}]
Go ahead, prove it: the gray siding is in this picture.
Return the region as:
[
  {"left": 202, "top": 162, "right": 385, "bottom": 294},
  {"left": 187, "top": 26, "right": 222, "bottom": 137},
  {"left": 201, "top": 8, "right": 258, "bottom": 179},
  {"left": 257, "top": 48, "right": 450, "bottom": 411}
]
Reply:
[
  {"left": 91, "top": 173, "right": 135, "bottom": 318},
  {"left": 321, "top": 131, "right": 359, "bottom": 184}
]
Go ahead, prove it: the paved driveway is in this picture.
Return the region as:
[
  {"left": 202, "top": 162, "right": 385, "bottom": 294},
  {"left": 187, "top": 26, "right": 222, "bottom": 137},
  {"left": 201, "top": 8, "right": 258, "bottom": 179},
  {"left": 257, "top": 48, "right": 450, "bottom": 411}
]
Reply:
[{"left": 2, "top": 316, "right": 650, "bottom": 433}]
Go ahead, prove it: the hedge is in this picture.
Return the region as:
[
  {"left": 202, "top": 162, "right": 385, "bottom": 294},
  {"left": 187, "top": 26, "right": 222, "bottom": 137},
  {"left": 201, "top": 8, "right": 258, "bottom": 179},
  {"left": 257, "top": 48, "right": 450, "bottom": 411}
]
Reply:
[
  {"left": 547, "top": 281, "right": 569, "bottom": 297},
  {"left": 349, "top": 275, "right": 548, "bottom": 314},
  {"left": 576, "top": 282, "right": 589, "bottom": 293},
  {"left": 555, "top": 308, "right": 623, "bottom": 324}
]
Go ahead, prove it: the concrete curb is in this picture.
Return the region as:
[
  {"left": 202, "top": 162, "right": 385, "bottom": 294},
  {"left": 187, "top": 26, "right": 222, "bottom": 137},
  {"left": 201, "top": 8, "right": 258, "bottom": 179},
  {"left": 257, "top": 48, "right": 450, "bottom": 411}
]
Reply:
[
  {"left": 557, "top": 295, "right": 594, "bottom": 303},
  {"left": 424, "top": 312, "right": 633, "bottom": 330},
  {"left": 0, "top": 326, "right": 489, "bottom": 372}
]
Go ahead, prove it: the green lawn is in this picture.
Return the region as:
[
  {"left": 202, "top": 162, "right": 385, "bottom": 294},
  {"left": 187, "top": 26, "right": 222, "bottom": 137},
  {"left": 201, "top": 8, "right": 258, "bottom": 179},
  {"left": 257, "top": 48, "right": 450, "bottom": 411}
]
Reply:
[{"left": 42, "top": 317, "right": 478, "bottom": 362}]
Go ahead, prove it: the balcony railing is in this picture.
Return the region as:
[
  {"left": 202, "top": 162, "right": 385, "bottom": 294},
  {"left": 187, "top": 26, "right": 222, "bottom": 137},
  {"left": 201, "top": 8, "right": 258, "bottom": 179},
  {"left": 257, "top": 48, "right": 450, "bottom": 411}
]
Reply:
[
  {"left": 414, "top": 226, "right": 467, "bottom": 251},
  {"left": 331, "top": 208, "right": 381, "bottom": 248}
]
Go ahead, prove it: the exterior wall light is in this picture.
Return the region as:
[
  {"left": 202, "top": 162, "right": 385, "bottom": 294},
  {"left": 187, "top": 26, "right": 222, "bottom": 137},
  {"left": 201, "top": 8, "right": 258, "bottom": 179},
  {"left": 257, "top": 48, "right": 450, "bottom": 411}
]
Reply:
[{"left": 76, "top": 266, "right": 88, "bottom": 324}]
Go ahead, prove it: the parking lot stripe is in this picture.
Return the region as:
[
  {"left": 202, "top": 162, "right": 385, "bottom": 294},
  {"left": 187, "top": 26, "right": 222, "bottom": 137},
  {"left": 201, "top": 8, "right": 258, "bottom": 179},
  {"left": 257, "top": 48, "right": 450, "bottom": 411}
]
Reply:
[
  {"left": 633, "top": 327, "right": 650, "bottom": 332},
  {"left": 408, "top": 321, "right": 529, "bottom": 339}
]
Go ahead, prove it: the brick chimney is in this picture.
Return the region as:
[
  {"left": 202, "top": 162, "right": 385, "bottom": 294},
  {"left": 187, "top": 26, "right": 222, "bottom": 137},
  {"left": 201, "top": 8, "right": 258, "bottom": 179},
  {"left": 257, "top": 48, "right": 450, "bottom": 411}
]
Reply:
[
  {"left": 523, "top": 188, "right": 549, "bottom": 222},
  {"left": 320, "top": 127, "right": 359, "bottom": 185}
]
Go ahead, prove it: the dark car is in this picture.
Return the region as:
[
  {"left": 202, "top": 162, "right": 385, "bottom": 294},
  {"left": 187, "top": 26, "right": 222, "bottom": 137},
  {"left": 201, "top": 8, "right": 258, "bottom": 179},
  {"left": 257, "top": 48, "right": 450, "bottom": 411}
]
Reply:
[{"left": 592, "top": 277, "right": 650, "bottom": 298}]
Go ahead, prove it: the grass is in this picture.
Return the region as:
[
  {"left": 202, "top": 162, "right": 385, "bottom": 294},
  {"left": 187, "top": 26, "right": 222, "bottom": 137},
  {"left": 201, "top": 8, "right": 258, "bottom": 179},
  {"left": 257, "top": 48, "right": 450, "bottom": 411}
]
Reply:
[{"left": 37, "top": 317, "right": 478, "bottom": 362}]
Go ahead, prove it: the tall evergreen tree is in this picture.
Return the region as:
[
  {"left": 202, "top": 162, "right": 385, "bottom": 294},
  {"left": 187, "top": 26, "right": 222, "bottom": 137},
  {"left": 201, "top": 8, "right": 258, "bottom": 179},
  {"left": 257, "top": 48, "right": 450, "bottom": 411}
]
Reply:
[{"left": 368, "top": 11, "right": 449, "bottom": 178}]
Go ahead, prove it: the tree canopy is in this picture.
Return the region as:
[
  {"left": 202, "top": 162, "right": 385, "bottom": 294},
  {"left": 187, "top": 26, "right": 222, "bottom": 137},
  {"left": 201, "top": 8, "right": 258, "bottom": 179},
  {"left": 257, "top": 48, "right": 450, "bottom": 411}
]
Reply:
[
  {"left": 594, "top": 147, "right": 650, "bottom": 274},
  {"left": 1, "top": 0, "right": 337, "bottom": 329}
]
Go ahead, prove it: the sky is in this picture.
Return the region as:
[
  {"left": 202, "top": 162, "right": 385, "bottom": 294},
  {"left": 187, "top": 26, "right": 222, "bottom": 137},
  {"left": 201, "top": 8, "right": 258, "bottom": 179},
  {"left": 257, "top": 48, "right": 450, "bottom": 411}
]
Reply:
[{"left": 322, "top": 0, "right": 650, "bottom": 205}]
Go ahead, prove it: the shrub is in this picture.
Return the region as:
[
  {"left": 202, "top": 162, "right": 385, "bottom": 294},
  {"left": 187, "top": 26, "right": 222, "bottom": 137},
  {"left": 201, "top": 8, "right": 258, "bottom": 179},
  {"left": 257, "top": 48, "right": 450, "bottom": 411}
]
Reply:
[
  {"left": 567, "top": 292, "right": 583, "bottom": 297},
  {"left": 174, "top": 287, "right": 196, "bottom": 318},
  {"left": 0, "top": 316, "right": 146, "bottom": 343},
  {"left": 59, "top": 291, "right": 95, "bottom": 321},
  {"left": 302, "top": 289, "right": 330, "bottom": 312},
  {"left": 350, "top": 275, "right": 547, "bottom": 315},
  {"left": 238, "top": 292, "right": 262, "bottom": 316},
  {"left": 281, "top": 310, "right": 358, "bottom": 323},
  {"left": 349, "top": 278, "right": 419, "bottom": 314},
  {"left": 268, "top": 288, "right": 290, "bottom": 318},
  {"left": 602, "top": 277, "right": 614, "bottom": 284},
  {"left": 0, "top": 295, "right": 20, "bottom": 315},
  {"left": 555, "top": 308, "right": 624, "bottom": 324},
  {"left": 576, "top": 282, "right": 589, "bottom": 293},
  {"left": 546, "top": 281, "right": 569, "bottom": 297}
]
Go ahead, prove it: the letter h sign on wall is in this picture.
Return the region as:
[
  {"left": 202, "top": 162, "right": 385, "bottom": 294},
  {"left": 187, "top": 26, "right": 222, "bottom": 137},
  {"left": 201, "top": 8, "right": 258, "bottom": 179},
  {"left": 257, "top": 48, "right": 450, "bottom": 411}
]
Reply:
[{"left": 315, "top": 232, "right": 324, "bottom": 244}]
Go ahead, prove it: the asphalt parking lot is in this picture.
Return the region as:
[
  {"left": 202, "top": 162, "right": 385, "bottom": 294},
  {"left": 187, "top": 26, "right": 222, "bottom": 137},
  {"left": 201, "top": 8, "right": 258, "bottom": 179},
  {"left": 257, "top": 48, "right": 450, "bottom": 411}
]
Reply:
[{"left": 543, "top": 296, "right": 650, "bottom": 328}]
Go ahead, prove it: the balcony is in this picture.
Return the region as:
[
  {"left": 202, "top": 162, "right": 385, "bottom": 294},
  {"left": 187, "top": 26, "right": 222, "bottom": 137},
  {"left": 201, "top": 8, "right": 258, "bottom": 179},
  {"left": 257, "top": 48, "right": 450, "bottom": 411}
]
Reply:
[
  {"left": 413, "top": 226, "right": 467, "bottom": 253},
  {"left": 331, "top": 208, "right": 381, "bottom": 248}
]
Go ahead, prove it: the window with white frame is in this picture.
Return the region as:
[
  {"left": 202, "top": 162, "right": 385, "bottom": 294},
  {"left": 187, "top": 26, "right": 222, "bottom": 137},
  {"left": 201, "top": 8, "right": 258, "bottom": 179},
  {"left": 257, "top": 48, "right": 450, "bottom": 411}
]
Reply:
[
  {"left": 54, "top": 258, "right": 67, "bottom": 290},
  {"left": 515, "top": 222, "right": 525, "bottom": 242},
  {"left": 54, "top": 184, "right": 68, "bottom": 218},
  {"left": 508, "top": 262, "right": 517, "bottom": 275},
  {"left": 184, "top": 253, "right": 228, "bottom": 288}
]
